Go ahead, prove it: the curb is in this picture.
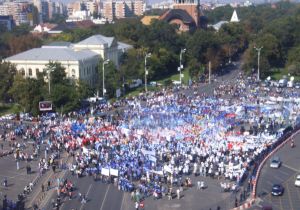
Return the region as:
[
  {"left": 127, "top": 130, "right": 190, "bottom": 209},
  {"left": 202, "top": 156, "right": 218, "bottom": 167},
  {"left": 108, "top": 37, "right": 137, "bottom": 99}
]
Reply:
[
  {"left": 231, "top": 127, "right": 300, "bottom": 210},
  {"left": 231, "top": 199, "right": 255, "bottom": 210}
]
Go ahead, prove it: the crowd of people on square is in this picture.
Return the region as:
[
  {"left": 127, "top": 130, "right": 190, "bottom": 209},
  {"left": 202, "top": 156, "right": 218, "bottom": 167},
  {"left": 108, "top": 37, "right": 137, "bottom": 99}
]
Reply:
[{"left": 1, "top": 73, "right": 300, "bottom": 209}]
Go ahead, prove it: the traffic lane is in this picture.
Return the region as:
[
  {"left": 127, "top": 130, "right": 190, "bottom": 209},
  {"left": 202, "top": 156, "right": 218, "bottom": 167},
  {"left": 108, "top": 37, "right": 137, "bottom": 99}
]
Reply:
[
  {"left": 98, "top": 185, "right": 123, "bottom": 210},
  {"left": 0, "top": 153, "right": 41, "bottom": 200},
  {"left": 60, "top": 174, "right": 95, "bottom": 210},
  {"left": 58, "top": 174, "right": 124, "bottom": 210},
  {"left": 256, "top": 164, "right": 294, "bottom": 198},
  {"left": 272, "top": 135, "right": 300, "bottom": 173},
  {"left": 257, "top": 132, "right": 300, "bottom": 197},
  {"left": 255, "top": 133, "right": 300, "bottom": 209},
  {"left": 262, "top": 176, "right": 300, "bottom": 210}
]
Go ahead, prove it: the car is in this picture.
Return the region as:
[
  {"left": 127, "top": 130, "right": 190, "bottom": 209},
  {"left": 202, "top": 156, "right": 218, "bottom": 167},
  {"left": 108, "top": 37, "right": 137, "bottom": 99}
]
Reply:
[
  {"left": 271, "top": 184, "right": 284, "bottom": 196},
  {"left": 270, "top": 156, "right": 281, "bottom": 168},
  {"left": 295, "top": 175, "right": 300, "bottom": 187},
  {"left": 295, "top": 82, "right": 300, "bottom": 89}
]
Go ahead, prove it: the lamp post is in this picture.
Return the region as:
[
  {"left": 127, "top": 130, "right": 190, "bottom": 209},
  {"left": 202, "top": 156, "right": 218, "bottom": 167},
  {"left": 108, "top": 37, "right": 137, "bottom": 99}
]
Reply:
[
  {"left": 47, "top": 67, "right": 54, "bottom": 95},
  {"left": 102, "top": 59, "right": 110, "bottom": 97},
  {"left": 179, "top": 48, "right": 186, "bottom": 85},
  {"left": 144, "top": 53, "right": 151, "bottom": 92},
  {"left": 254, "top": 46, "right": 263, "bottom": 81}
]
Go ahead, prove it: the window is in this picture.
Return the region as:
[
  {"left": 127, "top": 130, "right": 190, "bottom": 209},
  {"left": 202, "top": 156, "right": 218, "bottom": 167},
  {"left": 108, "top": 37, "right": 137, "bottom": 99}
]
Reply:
[
  {"left": 20, "top": 68, "right": 25, "bottom": 76},
  {"left": 36, "top": 68, "right": 39, "bottom": 73},
  {"left": 71, "top": 69, "right": 76, "bottom": 79},
  {"left": 28, "top": 68, "right": 32, "bottom": 76}
]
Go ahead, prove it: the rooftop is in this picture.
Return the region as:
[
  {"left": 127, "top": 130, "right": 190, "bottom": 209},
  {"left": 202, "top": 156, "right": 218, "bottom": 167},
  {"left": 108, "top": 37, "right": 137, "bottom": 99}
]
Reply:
[
  {"left": 75, "top": 35, "right": 115, "bottom": 47},
  {"left": 6, "top": 47, "right": 98, "bottom": 62}
]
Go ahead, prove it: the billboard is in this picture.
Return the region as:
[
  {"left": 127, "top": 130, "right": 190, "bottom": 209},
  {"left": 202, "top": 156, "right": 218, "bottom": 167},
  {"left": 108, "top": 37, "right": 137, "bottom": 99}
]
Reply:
[{"left": 39, "top": 101, "right": 52, "bottom": 111}]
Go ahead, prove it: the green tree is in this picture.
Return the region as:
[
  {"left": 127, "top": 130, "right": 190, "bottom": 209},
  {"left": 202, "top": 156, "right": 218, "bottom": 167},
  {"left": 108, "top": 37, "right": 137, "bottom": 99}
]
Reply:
[
  {"left": 9, "top": 73, "right": 46, "bottom": 115},
  {"left": 0, "top": 61, "right": 16, "bottom": 102}
]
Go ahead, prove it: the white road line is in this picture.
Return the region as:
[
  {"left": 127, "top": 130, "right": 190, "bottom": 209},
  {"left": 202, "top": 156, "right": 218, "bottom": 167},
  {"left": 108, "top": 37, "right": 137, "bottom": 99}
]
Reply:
[
  {"left": 280, "top": 170, "right": 289, "bottom": 176},
  {"left": 100, "top": 184, "right": 110, "bottom": 210},
  {"left": 120, "top": 193, "right": 125, "bottom": 210},
  {"left": 273, "top": 175, "right": 285, "bottom": 182},
  {"left": 79, "top": 184, "right": 92, "bottom": 210},
  {"left": 283, "top": 164, "right": 300, "bottom": 173}
]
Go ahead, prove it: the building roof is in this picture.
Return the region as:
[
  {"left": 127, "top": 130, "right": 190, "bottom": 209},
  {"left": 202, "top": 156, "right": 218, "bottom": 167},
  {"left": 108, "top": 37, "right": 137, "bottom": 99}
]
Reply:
[
  {"left": 211, "top": 21, "right": 228, "bottom": 31},
  {"left": 161, "top": 9, "right": 195, "bottom": 24},
  {"left": 76, "top": 35, "right": 115, "bottom": 47},
  {"left": 141, "top": 16, "right": 160, "bottom": 25},
  {"left": 45, "top": 41, "right": 73, "bottom": 47},
  {"left": 6, "top": 47, "right": 98, "bottom": 62},
  {"left": 118, "top": 41, "right": 133, "bottom": 51}
]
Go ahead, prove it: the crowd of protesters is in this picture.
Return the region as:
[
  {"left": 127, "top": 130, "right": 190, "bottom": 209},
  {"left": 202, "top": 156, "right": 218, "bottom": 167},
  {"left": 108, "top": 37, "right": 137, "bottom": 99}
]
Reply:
[{"left": 1, "top": 73, "right": 300, "bottom": 209}]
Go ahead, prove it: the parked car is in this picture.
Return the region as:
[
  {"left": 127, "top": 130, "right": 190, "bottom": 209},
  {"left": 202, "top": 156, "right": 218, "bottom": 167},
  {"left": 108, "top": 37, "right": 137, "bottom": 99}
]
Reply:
[
  {"left": 271, "top": 184, "right": 284, "bottom": 196},
  {"left": 295, "top": 175, "right": 300, "bottom": 187},
  {"left": 295, "top": 82, "right": 300, "bottom": 89},
  {"left": 270, "top": 156, "right": 281, "bottom": 168}
]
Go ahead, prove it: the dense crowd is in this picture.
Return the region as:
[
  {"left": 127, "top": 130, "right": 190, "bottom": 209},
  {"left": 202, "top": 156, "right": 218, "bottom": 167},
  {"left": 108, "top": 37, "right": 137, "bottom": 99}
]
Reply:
[{"left": 1, "top": 74, "right": 300, "bottom": 208}]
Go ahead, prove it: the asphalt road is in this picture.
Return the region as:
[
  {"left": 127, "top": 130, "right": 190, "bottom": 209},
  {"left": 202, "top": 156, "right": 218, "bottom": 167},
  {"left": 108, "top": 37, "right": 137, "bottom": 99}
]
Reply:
[
  {"left": 255, "top": 132, "right": 300, "bottom": 210},
  {"left": 43, "top": 173, "right": 125, "bottom": 210}
]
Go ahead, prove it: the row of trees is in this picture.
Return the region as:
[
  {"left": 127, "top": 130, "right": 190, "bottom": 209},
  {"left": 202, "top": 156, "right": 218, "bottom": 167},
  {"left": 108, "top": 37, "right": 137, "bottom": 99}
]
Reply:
[
  {"left": 1, "top": 2, "right": 300, "bottom": 115},
  {"left": 0, "top": 61, "right": 91, "bottom": 115}
]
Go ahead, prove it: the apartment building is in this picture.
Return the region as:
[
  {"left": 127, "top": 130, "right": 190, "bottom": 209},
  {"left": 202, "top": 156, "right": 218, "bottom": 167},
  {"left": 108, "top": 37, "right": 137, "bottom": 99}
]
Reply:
[{"left": 102, "top": 0, "right": 144, "bottom": 20}]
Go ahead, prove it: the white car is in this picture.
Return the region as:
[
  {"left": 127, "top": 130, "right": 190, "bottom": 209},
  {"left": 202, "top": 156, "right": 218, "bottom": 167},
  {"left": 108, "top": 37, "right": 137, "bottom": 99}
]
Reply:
[
  {"left": 295, "top": 175, "right": 300, "bottom": 187},
  {"left": 270, "top": 156, "right": 281, "bottom": 168}
]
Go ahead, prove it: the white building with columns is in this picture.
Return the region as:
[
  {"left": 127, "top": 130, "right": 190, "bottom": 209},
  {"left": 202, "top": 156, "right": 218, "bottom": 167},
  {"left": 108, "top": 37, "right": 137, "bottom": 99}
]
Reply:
[{"left": 5, "top": 34, "right": 132, "bottom": 87}]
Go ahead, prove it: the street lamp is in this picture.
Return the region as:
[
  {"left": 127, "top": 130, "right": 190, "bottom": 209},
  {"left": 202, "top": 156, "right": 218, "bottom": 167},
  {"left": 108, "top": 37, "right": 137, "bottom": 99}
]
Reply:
[
  {"left": 144, "top": 53, "right": 151, "bottom": 92},
  {"left": 254, "top": 46, "right": 263, "bottom": 81},
  {"left": 47, "top": 68, "right": 54, "bottom": 95},
  {"left": 179, "top": 48, "right": 186, "bottom": 85},
  {"left": 102, "top": 59, "right": 110, "bottom": 97}
]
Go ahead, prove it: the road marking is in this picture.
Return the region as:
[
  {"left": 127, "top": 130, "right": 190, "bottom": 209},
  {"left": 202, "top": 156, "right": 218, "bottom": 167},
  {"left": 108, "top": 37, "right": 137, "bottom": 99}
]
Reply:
[
  {"left": 120, "top": 192, "right": 125, "bottom": 210},
  {"left": 280, "top": 170, "right": 289, "bottom": 176},
  {"left": 286, "top": 182, "right": 294, "bottom": 210},
  {"left": 79, "top": 184, "right": 92, "bottom": 210},
  {"left": 283, "top": 164, "right": 300, "bottom": 173},
  {"left": 279, "top": 193, "right": 284, "bottom": 210},
  {"left": 100, "top": 184, "right": 110, "bottom": 210}
]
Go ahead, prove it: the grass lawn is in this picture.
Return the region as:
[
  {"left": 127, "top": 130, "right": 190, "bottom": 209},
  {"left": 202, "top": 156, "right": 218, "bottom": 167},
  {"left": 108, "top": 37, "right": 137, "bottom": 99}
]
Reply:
[
  {"left": 156, "top": 69, "right": 190, "bottom": 85},
  {"left": 0, "top": 104, "right": 22, "bottom": 116},
  {"left": 121, "top": 69, "right": 190, "bottom": 99},
  {"left": 270, "top": 68, "right": 300, "bottom": 81}
]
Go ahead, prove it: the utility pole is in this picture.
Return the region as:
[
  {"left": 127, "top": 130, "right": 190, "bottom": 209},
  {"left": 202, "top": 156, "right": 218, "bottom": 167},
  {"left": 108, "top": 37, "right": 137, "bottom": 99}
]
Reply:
[
  {"left": 254, "top": 46, "right": 263, "bottom": 81},
  {"left": 179, "top": 48, "right": 186, "bottom": 85},
  {"left": 144, "top": 53, "right": 151, "bottom": 92},
  {"left": 102, "top": 59, "right": 110, "bottom": 97}
]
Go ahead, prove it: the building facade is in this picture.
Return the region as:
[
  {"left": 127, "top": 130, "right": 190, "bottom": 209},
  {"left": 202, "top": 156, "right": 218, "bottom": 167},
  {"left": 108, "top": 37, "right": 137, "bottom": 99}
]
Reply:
[
  {"left": 103, "top": 0, "right": 145, "bottom": 21},
  {"left": 159, "top": 0, "right": 206, "bottom": 32},
  {"left": 5, "top": 34, "right": 132, "bottom": 87}
]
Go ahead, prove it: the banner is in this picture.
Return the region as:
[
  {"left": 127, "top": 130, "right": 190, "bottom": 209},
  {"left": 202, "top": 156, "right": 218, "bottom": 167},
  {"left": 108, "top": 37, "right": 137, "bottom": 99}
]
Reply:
[
  {"left": 101, "top": 168, "right": 110, "bottom": 176},
  {"left": 110, "top": 168, "right": 119, "bottom": 176},
  {"left": 148, "top": 155, "right": 157, "bottom": 163},
  {"left": 141, "top": 149, "right": 155, "bottom": 156},
  {"left": 151, "top": 170, "right": 163, "bottom": 176},
  {"left": 39, "top": 101, "right": 52, "bottom": 111}
]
